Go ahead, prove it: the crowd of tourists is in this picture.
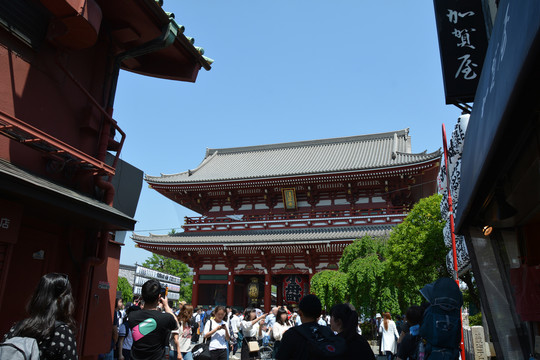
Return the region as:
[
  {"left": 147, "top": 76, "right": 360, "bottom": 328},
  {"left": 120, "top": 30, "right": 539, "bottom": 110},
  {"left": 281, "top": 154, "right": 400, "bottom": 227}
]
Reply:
[{"left": 0, "top": 274, "right": 462, "bottom": 360}]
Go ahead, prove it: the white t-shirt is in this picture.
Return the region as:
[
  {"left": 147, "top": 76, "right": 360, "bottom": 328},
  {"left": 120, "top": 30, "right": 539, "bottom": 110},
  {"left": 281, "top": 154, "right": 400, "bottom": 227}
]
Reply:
[
  {"left": 204, "top": 319, "right": 228, "bottom": 350},
  {"left": 240, "top": 319, "right": 260, "bottom": 338},
  {"left": 230, "top": 315, "right": 241, "bottom": 335}
]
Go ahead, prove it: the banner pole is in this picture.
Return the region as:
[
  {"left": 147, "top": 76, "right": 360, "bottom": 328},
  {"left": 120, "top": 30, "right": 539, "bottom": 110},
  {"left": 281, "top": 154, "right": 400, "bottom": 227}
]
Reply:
[{"left": 442, "top": 123, "right": 467, "bottom": 360}]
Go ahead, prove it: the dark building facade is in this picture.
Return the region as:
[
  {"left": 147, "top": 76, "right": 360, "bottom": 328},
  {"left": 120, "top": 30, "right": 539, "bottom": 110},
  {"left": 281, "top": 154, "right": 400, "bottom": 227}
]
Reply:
[{"left": 434, "top": 0, "right": 540, "bottom": 358}]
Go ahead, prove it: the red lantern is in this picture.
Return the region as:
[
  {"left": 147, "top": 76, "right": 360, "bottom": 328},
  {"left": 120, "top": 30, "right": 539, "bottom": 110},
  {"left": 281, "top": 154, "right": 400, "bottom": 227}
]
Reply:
[{"left": 282, "top": 275, "right": 308, "bottom": 305}]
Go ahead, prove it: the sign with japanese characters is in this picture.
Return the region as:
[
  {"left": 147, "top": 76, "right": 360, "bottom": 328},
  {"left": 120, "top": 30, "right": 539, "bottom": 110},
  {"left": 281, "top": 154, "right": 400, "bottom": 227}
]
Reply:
[
  {"left": 0, "top": 198, "right": 23, "bottom": 244},
  {"left": 282, "top": 188, "right": 297, "bottom": 211},
  {"left": 282, "top": 275, "right": 308, "bottom": 305},
  {"left": 433, "top": 0, "right": 488, "bottom": 104}
]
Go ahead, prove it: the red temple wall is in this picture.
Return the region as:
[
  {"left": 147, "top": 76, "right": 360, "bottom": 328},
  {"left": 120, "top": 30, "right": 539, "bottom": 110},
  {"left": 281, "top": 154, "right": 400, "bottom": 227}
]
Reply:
[
  {"left": 0, "top": 13, "right": 119, "bottom": 359},
  {"left": 0, "top": 29, "right": 111, "bottom": 194}
]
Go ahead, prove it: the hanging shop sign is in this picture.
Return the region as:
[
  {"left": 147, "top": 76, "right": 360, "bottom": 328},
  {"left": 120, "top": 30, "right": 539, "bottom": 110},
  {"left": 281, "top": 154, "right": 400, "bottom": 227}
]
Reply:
[
  {"left": 282, "top": 275, "right": 308, "bottom": 305},
  {"left": 433, "top": 0, "right": 488, "bottom": 104}
]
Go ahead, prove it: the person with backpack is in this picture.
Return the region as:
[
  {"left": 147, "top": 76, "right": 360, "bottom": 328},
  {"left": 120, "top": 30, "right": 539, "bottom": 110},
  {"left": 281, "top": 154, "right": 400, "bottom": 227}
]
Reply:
[
  {"left": 275, "top": 294, "right": 346, "bottom": 360},
  {"left": 1, "top": 273, "right": 78, "bottom": 360},
  {"left": 396, "top": 306, "right": 423, "bottom": 360},
  {"left": 203, "top": 305, "right": 230, "bottom": 360},
  {"left": 329, "top": 303, "right": 375, "bottom": 360},
  {"left": 418, "top": 278, "right": 463, "bottom": 360}
]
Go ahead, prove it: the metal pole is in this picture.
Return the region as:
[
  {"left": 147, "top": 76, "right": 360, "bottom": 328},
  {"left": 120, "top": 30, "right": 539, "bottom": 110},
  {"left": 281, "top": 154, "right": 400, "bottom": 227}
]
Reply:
[{"left": 442, "top": 123, "right": 467, "bottom": 360}]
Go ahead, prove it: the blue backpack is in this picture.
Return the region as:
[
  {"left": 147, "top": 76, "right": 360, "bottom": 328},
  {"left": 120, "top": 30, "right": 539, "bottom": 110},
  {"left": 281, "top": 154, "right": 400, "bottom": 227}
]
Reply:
[{"left": 419, "top": 278, "right": 463, "bottom": 360}]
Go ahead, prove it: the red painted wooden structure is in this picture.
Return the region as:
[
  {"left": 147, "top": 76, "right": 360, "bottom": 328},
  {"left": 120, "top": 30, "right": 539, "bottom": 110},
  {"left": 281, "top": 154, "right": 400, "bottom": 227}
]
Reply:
[
  {"left": 134, "top": 130, "right": 440, "bottom": 312},
  {"left": 0, "top": 1, "right": 210, "bottom": 358}
]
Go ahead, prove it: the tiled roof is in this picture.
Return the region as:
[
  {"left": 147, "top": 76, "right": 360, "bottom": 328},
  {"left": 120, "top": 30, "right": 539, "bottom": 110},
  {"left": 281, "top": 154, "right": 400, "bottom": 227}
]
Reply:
[
  {"left": 146, "top": 129, "right": 440, "bottom": 184},
  {"left": 132, "top": 225, "right": 393, "bottom": 245}
]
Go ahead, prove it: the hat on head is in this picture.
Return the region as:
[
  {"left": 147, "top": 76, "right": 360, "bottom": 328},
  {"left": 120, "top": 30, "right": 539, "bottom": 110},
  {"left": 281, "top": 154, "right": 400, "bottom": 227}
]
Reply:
[{"left": 376, "top": 313, "right": 382, "bottom": 318}]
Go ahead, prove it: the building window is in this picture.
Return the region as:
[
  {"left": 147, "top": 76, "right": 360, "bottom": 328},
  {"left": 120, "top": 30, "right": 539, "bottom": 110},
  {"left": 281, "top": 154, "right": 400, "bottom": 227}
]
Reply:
[{"left": 0, "top": 0, "right": 50, "bottom": 49}]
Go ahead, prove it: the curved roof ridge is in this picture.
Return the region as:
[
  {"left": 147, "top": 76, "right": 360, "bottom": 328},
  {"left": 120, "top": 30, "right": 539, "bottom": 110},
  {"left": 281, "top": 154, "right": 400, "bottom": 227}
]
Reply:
[
  {"left": 147, "top": 149, "right": 219, "bottom": 180},
  {"left": 206, "top": 129, "right": 410, "bottom": 156},
  {"left": 395, "top": 149, "right": 441, "bottom": 157}
]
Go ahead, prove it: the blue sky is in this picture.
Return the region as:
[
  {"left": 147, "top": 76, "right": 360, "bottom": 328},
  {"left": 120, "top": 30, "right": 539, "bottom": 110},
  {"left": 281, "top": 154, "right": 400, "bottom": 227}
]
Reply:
[{"left": 116, "top": 1, "right": 461, "bottom": 265}]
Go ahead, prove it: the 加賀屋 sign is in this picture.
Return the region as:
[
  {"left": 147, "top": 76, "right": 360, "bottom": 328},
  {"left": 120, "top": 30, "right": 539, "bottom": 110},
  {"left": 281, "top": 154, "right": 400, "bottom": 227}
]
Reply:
[{"left": 433, "top": 0, "right": 488, "bottom": 104}]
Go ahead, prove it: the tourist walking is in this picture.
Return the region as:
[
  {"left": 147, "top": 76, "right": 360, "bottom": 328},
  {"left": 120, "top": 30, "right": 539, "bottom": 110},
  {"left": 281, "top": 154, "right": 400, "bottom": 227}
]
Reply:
[
  {"left": 2, "top": 273, "right": 78, "bottom": 360},
  {"left": 239, "top": 308, "right": 266, "bottom": 360},
  {"left": 118, "top": 305, "right": 141, "bottom": 360},
  {"left": 276, "top": 294, "right": 345, "bottom": 360},
  {"left": 396, "top": 306, "right": 423, "bottom": 360},
  {"left": 379, "top": 312, "right": 399, "bottom": 360},
  {"left": 203, "top": 305, "right": 230, "bottom": 360},
  {"left": 329, "top": 303, "right": 375, "bottom": 360},
  {"left": 271, "top": 308, "right": 291, "bottom": 358},
  {"left": 170, "top": 304, "right": 194, "bottom": 360},
  {"left": 128, "top": 279, "right": 179, "bottom": 360}
]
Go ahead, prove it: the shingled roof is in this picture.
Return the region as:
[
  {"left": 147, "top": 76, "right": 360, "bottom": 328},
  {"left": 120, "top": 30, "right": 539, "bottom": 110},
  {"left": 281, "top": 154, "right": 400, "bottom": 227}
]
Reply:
[
  {"left": 132, "top": 225, "right": 393, "bottom": 246},
  {"left": 146, "top": 129, "right": 441, "bottom": 184}
]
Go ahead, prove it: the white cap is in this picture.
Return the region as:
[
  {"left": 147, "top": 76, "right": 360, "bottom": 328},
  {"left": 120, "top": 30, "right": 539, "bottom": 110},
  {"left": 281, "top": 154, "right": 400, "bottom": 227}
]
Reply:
[{"left": 376, "top": 313, "right": 382, "bottom": 318}]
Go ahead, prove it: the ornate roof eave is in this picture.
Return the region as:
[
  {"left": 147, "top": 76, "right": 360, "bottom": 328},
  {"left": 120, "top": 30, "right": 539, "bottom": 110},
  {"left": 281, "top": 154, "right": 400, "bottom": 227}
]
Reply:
[
  {"left": 131, "top": 225, "right": 394, "bottom": 246},
  {"left": 147, "top": 154, "right": 441, "bottom": 191}
]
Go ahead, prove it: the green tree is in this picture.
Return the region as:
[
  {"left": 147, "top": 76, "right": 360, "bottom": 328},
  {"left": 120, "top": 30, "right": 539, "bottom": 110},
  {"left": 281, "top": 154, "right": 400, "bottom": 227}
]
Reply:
[
  {"left": 143, "top": 253, "right": 193, "bottom": 302},
  {"left": 310, "top": 270, "right": 348, "bottom": 311},
  {"left": 387, "top": 194, "right": 449, "bottom": 310},
  {"left": 117, "top": 276, "right": 133, "bottom": 303},
  {"left": 341, "top": 236, "right": 398, "bottom": 318}
]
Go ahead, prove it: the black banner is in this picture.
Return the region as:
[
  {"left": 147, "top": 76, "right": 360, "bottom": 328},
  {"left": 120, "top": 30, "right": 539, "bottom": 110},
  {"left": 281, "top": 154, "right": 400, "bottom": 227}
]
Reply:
[{"left": 433, "top": 0, "right": 488, "bottom": 104}]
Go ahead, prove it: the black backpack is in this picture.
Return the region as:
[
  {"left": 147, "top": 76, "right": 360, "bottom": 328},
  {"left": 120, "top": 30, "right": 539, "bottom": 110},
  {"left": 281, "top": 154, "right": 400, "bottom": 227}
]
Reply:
[{"left": 294, "top": 324, "right": 346, "bottom": 359}]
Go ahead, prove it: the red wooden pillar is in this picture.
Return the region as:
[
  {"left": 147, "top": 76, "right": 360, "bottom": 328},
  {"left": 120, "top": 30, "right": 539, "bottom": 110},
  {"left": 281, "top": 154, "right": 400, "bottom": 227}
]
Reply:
[
  {"left": 264, "top": 272, "right": 271, "bottom": 313},
  {"left": 192, "top": 269, "right": 200, "bottom": 307},
  {"left": 276, "top": 276, "right": 283, "bottom": 306},
  {"left": 227, "top": 270, "right": 234, "bottom": 306}
]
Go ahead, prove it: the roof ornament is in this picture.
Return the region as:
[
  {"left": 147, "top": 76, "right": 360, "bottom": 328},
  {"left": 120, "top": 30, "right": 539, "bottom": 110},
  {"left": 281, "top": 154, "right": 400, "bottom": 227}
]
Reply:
[
  {"left": 392, "top": 133, "right": 398, "bottom": 160},
  {"left": 188, "top": 169, "right": 192, "bottom": 176}
]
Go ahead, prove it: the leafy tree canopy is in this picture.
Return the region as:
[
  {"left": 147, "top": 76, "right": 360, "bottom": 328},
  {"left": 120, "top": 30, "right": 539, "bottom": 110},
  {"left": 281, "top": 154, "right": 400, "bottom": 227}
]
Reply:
[
  {"left": 341, "top": 236, "right": 399, "bottom": 318},
  {"left": 117, "top": 276, "right": 133, "bottom": 303},
  {"left": 387, "top": 194, "right": 449, "bottom": 308},
  {"left": 310, "top": 270, "right": 348, "bottom": 311},
  {"left": 142, "top": 253, "right": 193, "bottom": 302}
]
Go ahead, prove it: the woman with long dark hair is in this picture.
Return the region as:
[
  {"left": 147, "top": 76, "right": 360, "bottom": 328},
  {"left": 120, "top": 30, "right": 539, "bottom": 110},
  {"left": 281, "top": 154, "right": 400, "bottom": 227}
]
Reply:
[
  {"left": 2, "top": 273, "right": 78, "bottom": 359},
  {"left": 271, "top": 307, "right": 291, "bottom": 357},
  {"left": 239, "top": 307, "right": 266, "bottom": 360},
  {"left": 169, "top": 304, "right": 194, "bottom": 360},
  {"left": 329, "top": 303, "right": 375, "bottom": 360}
]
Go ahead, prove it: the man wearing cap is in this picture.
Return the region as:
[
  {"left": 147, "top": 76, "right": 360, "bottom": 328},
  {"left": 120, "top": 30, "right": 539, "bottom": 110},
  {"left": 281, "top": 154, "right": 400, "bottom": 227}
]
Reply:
[{"left": 128, "top": 279, "right": 179, "bottom": 360}]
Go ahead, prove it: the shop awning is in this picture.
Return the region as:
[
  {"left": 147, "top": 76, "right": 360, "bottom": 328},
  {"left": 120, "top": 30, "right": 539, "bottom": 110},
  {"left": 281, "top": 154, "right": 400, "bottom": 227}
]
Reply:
[
  {"left": 455, "top": 0, "right": 540, "bottom": 231},
  {"left": 0, "top": 159, "right": 136, "bottom": 230}
]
